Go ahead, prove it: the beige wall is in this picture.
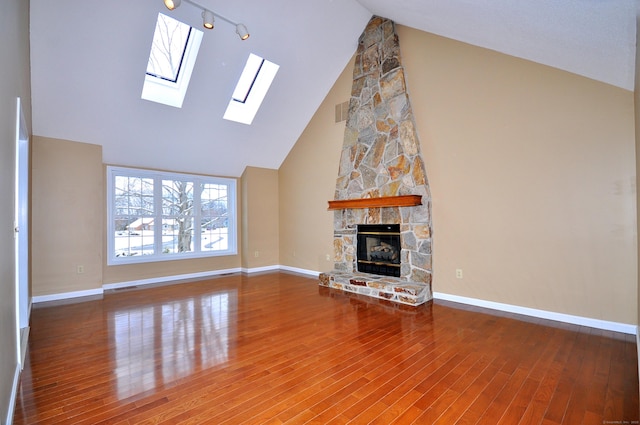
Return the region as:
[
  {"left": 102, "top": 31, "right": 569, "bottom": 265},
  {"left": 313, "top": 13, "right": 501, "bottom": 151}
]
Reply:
[
  {"left": 30, "top": 136, "right": 244, "bottom": 291},
  {"left": 104, "top": 253, "right": 241, "bottom": 284},
  {"left": 241, "top": 166, "right": 279, "bottom": 269},
  {"left": 32, "top": 137, "right": 104, "bottom": 295},
  {"left": 279, "top": 25, "right": 638, "bottom": 325},
  {"left": 278, "top": 59, "right": 354, "bottom": 273},
  {"left": 0, "top": 0, "right": 31, "bottom": 420}
]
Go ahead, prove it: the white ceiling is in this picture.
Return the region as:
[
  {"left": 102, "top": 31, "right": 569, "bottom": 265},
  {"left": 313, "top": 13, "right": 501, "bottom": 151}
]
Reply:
[{"left": 29, "top": 0, "right": 637, "bottom": 178}]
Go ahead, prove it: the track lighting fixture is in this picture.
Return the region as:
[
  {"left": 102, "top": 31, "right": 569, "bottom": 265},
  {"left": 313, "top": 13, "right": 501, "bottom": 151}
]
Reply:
[
  {"left": 163, "top": 0, "right": 181, "bottom": 10},
  {"left": 236, "top": 24, "right": 250, "bottom": 40},
  {"left": 202, "top": 10, "right": 214, "bottom": 29},
  {"left": 162, "top": 0, "right": 249, "bottom": 40}
]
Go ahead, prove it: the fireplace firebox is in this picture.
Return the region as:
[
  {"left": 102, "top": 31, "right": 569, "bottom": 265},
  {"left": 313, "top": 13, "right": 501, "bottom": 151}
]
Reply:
[{"left": 356, "top": 224, "right": 401, "bottom": 277}]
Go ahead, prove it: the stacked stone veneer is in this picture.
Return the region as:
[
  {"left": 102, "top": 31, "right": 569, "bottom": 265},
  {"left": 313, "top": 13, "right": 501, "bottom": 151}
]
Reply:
[
  {"left": 319, "top": 271, "right": 432, "bottom": 307},
  {"left": 319, "top": 16, "right": 433, "bottom": 306}
]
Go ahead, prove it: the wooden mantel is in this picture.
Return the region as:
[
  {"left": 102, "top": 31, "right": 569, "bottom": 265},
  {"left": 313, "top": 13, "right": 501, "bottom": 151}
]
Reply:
[{"left": 327, "top": 195, "right": 422, "bottom": 210}]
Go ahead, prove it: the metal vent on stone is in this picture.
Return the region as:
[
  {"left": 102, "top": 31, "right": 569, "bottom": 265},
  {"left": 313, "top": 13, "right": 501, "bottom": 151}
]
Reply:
[{"left": 334, "top": 101, "right": 349, "bottom": 123}]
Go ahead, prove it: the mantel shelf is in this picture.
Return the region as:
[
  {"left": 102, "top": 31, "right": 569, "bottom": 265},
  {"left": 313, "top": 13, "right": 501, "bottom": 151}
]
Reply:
[{"left": 327, "top": 195, "right": 422, "bottom": 210}]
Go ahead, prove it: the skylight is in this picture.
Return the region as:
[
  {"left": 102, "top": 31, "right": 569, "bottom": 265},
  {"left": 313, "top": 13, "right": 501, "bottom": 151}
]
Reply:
[
  {"left": 141, "top": 13, "right": 203, "bottom": 108},
  {"left": 224, "top": 53, "right": 279, "bottom": 125}
]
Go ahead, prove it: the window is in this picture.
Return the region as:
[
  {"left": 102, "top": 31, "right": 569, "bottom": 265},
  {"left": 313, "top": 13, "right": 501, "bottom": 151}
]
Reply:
[
  {"left": 141, "top": 13, "right": 203, "bottom": 108},
  {"left": 223, "top": 53, "right": 279, "bottom": 125},
  {"left": 107, "top": 166, "right": 237, "bottom": 265}
]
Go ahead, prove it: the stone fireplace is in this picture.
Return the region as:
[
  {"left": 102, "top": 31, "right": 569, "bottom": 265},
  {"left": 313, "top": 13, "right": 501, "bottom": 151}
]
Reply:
[{"left": 318, "top": 16, "right": 433, "bottom": 307}]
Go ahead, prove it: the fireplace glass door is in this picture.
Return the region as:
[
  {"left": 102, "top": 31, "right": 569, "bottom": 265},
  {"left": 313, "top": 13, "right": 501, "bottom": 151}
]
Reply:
[{"left": 356, "top": 224, "right": 401, "bottom": 277}]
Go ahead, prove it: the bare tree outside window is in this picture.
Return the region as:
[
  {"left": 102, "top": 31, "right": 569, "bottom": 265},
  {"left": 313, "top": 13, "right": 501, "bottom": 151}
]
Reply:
[
  {"left": 146, "top": 13, "right": 191, "bottom": 82},
  {"left": 162, "top": 180, "right": 194, "bottom": 253},
  {"left": 141, "top": 13, "right": 202, "bottom": 108}
]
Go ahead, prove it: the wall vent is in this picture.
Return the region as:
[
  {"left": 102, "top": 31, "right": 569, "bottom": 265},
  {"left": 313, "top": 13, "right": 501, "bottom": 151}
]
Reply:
[{"left": 334, "top": 101, "right": 349, "bottom": 123}]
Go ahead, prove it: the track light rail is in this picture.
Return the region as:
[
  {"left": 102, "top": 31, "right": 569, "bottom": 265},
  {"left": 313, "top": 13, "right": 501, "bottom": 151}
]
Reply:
[
  {"left": 163, "top": 0, "right": 249, "bottom": 39},
  {"left": 182, "top": 0, "right": 238, "bottom": 26}
]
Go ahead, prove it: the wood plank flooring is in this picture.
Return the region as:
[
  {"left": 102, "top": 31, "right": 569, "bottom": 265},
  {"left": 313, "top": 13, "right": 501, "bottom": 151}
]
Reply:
[{"left": 13, "top": 272, "right": 639, "bottom": 424}]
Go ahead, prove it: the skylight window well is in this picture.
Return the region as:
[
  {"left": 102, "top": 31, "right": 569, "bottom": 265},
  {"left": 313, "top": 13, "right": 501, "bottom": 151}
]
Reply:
[
  {"left": 224, "top": 53, "right": 279, "bottom": 125},
  {"left": 141, "top": 13, "right": 203, "bottom": 108}
]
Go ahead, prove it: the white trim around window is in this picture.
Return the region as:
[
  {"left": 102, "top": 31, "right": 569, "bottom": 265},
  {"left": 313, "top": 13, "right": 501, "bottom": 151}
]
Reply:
[{"left": 107, "top": 166, "right": 237, "bottom": 266}]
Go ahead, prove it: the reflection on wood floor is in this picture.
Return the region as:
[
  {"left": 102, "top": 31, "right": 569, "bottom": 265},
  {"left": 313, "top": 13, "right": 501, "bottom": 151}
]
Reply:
[{"left": 13, "top": 271, "right": 639, "bottom": 424}]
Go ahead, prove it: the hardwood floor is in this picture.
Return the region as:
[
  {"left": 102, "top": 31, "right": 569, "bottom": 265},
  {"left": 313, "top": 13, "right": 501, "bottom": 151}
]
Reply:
[{"left": 13, "top": 271, "right": 639, "bottom": 424}]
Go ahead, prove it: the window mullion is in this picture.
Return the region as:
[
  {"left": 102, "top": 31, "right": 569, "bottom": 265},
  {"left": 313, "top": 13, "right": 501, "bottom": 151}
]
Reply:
[
  {"left": 193, "top": 179, "right": 201, "bottom": 253},
  {"left": 155, "top": 175, "right": 163, "bottom": 255},
  {"left": 107, "top": 169, "right": 115, "bottom": 262}
]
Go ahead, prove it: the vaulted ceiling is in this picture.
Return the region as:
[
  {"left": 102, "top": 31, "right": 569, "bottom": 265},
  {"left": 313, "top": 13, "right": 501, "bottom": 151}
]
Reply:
[{"left": 29, "top": 0, "right": 637, "bottom": 177}]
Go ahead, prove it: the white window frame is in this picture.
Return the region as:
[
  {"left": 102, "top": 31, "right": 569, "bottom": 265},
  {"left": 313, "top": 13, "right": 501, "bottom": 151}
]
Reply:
[
  {"left": 223, "top": 53, "right": 279, "bottom": 125},
  {"left": 107, "top": 166, "right": 237, "bottom": 265},
  {"left": 141, "top": 13, "right": 204, "bottom": 108}
]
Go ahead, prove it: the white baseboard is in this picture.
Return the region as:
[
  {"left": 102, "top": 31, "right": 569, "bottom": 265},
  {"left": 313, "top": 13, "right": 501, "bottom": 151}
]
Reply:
[
  {"left": 433, "top": 292, "right": 637, "bottom": 335},
  {"left": 241, "top": 265, "right": 281, "bottom": 274},
  {"left": 32, "top": 288, "right": 104, "bottom": 304},
  {"left": 29, "top": 269, "right": 638, "bottom": 337},
  {"left": 278, "top": 265, "right": 320, "bottom": 277},
  {"left": 32, "top": 268, "right": 244, "bottom": 304},
  {"left": 101, "top": 268, "right": 242, "bottom": 291},
  {"left": 33, "top": 266, "right": 319, "bottom": 304},
  {"left": 6, "top": 364, "right": 20, "bottom": 425},
  {"left": 32, "top": 266, "right": 320, "bottom": 304},
  {"left": 242, "top": 264, "right": 320, "bottom": 277}
]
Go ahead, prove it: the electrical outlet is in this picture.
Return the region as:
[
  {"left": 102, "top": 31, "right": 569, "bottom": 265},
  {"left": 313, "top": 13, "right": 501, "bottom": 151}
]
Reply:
[
  {"left": 254, "top": 251, "right": 259, "bottom": 258},
  {"left": 77, "top": 265, "right": 84, "bottom": 274},
  {"left": 326, "top": 254, "right": 331, "bottom": 261},
  {"left": 455, "top": 269, "right": 463, "bottom": 279}
]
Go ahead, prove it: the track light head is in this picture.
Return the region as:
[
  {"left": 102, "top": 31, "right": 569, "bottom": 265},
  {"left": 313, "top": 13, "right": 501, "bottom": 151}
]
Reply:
[
  {"left": 162, "top": 1, "right": 247, "bottom": 39},
  {"left": 236, "top": 23, "right": 250, "bottom": 40},
  {"left": 202, "top": 10, "right": 215, "bottom": 29},
  {"left": 163, "top": 0, "right": 181, "bottom": 10}
]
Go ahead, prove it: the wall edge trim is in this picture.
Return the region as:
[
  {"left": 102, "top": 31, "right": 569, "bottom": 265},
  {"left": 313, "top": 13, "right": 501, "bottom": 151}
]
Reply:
[
  {"left": 6, "top": 364, "right": 20, "bottom": 425},
  {"left": 433, "top": 292, "right": 638, "bottom": 335}
]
